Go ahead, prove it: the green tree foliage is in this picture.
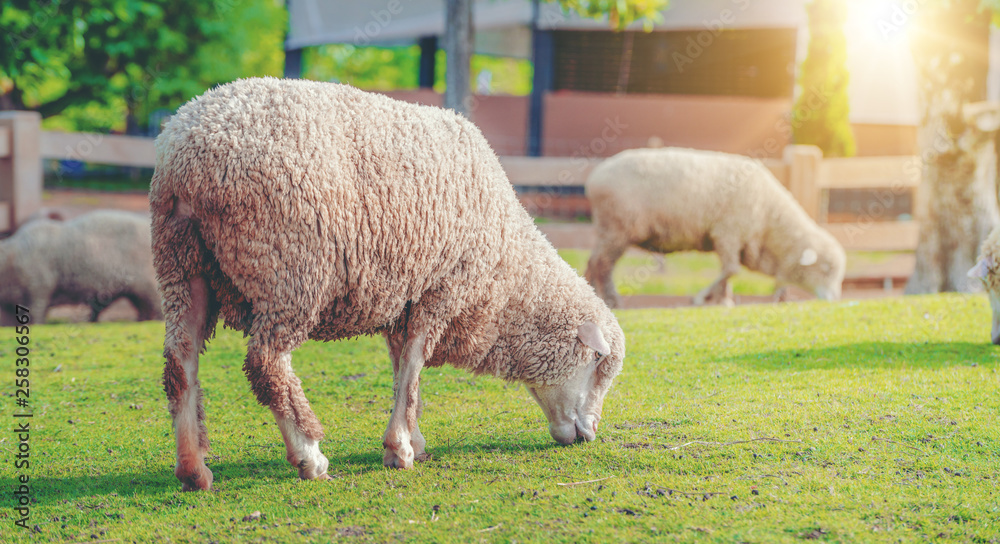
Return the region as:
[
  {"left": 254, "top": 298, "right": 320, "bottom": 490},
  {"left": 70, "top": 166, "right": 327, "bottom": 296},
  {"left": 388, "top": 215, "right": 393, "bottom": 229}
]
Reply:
[
  {"left": 0, "top": 0, "right": 660, "bottom": 131},
  {"left": 301, "top": 0, "right": 665, "bottom": 95},
  {"left": 303, "top": 45, "right": 532, "bottom": 96},
  {"left": 988, "top": 0, "right": 1000, "bottom": 24},
  {"left": 304, "top": 46, "right": 421, "bottom": 91},
  {"left": 792, "top": 0, "right": 856, "bottom": 158},
  {"left": 0, "top": 0, "right": 285, "bottom": 132},
  {"left": 558, "top": 0, "right": 667, "bottom": 30}
]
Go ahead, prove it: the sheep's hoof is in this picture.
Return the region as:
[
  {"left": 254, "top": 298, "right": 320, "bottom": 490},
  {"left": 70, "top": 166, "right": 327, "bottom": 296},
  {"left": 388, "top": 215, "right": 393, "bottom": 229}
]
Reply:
[
  {"left": 176, "top": 464, "right": 213, "bottom": 492},
  {"left": 383, "top": 446, "right": 415, "bottom": 469},
  {"left": 296, "top": 454, "right": 330, "bottom": 480},
  {"left": 694, "top": 290, "right": 732, "bottom": 307}
]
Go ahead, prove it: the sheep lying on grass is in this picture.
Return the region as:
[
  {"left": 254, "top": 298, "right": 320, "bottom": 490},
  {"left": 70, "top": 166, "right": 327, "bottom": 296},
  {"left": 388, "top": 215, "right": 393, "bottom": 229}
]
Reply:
[
  {"left": 151, "top": 77, "right": 625, "bottom": 491},
  {"left": 967, "top": 226, "right": 1000, "bottom": 343},
  {"left": 585, "top": 147, "right": 846, "bottom": 308},
  {"left": 0, "top": 210, "right": 162, "bottom": 324}
]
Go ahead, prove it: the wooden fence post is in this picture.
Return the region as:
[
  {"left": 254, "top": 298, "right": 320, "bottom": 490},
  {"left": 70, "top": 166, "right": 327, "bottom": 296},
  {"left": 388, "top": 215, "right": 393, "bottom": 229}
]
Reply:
[
  {"left": 783, "top": 145, "right": 823, "bottom": 221},
  {"left": 0, "top": 111, "right": 42, "bottom": 231}
]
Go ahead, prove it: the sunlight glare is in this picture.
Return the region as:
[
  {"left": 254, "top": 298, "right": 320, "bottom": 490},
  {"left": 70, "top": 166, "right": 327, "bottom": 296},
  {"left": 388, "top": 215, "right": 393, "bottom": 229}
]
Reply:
[{"left": 846, "top": 0, "right": 917, "bottom": 47}]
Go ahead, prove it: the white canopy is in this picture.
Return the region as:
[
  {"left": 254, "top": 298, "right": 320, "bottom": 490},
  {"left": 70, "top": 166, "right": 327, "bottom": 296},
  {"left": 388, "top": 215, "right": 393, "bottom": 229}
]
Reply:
[{"left": 286, "top": 0, "right": 808, "bottom": 54}]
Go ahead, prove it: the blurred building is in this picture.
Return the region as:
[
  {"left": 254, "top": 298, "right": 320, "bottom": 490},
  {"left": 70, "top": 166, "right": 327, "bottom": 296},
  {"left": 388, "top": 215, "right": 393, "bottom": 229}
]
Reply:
[{"left": 284, "top": 0, "right": 966, "bottom": 158}]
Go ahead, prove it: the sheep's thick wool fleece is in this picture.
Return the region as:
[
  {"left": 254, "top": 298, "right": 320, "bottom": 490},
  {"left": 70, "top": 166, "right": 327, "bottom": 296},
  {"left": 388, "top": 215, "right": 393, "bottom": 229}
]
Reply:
[
  {"left": 0, "top": 211, "right": 159, "bottom": 317},
  {"left": 587, "top": 148, "right": 829, "bottom": 268},
  {"left": 978, "top": 227, "right": 1000, "bottom": 291},
  {"left": 151, "top": 78, "right": 621, "bottom": 386}
]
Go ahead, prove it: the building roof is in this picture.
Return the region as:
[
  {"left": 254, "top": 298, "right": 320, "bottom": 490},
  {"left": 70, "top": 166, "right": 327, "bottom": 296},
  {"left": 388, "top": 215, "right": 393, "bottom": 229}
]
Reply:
[{"left": 286, "top": 0, "right": 807, "bottom": 51}]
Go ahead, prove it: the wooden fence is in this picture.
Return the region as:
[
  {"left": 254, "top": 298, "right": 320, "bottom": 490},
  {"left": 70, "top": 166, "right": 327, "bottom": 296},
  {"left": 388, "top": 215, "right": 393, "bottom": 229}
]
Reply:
[
  {"left": 0, "top": 111, "right": 920, "bottom": 251},
  {"left": 501, "top": 147, "right": 920, "bottom": 252},
  {"left": 0, "top": 112, "right": 42, "bottom": 230}
]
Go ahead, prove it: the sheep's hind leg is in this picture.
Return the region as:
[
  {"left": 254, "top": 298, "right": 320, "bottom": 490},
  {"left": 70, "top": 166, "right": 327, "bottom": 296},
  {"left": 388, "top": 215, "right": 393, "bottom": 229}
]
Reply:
[
  {"left": 384, "top": 331, "right": 429, "bottom": 464},
  {"left": 585, "top": 235, "right": 629, "bottom": 309},
  {"left": 693, "top": 241, "right": 740, "bottom": 306},
  {"left": 88, "top": 301, "right": 109, "bottom": 322},
  {"left": 383, "top": 329, "right": 427, "bottom": 469},
  {"left": 244, "top": 329, "right": 330, "bottom": 481},
  {"left": 128, "top": 287, "right": 164, "bottom": 321},
  {"left": 693, "top": 277, "right": 734, "bottom": 306},
  {"left": 163, "top": 277, "right": 212, "bottom": 491},
  {"left": 773, "top": 283, "right": 790, "bottom": 303}
]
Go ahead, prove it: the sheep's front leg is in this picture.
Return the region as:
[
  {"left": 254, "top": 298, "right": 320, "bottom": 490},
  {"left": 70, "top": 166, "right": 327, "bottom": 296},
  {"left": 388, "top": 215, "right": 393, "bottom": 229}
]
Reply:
[
  {"left": 245, "top": 333, "right": 330, "bottom": 481},
  {"left": 383, "top": 330, "right": 427, "bottom": 469},
  {"left": 0, "top": 306, "right": 14, "bottom": 327},
  {"left": 24, "top": 291, "right": 52, "bottom": 325}
]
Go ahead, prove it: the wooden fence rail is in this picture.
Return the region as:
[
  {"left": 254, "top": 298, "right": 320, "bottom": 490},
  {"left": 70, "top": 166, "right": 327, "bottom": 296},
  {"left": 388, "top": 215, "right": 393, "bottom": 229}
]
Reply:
[
  {"left": 0, "top": 112, "right": 42, "bottom": 231},
  {"left": 501, "top": 145, "right": 921, "bottom": 252},
  {"left": 40, "top": 131, "right": 156, "bottom": 167},
  {"left": 0, "top": 113, "right": 922, "bottom": 252}
]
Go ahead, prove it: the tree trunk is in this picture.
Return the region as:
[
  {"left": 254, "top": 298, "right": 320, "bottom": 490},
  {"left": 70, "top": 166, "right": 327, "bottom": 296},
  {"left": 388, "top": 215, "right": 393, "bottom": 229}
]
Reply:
[
  {"left": 0, "top": 85, "right": 26, "bottom": 111},
  {"left": 905, "top": 0, "right": 999, "bottom": 294},
  {"left": 443, "top": 0, "right": 473, "bottom": 116}
]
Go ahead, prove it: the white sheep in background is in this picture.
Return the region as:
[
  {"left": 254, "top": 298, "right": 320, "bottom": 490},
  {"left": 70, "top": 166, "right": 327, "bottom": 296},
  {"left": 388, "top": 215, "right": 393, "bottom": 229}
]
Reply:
[
  {"left": 967, "top": 226, "right": 1000, "bottom": 343},
  {"left": 151, "top": 77, "right": 625, "bottom": 491},
  {"left": 585, "top": 147, "right": 846, "bottom": 308},
  {"left": 0, "top": 210, "right": 162, "bottom": 325}
]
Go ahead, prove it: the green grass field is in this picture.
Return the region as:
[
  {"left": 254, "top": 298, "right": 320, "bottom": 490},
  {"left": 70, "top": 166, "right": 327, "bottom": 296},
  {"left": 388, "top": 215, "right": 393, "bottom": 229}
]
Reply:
[
  {"left": 1, "top": 295, "right": 998, "bottom": 542},
  {"left": 556, "top": 249, "right": 909, "bottom": 298},
  {"left": 558, "top": 249, "right": 779, "bottom": 296}
]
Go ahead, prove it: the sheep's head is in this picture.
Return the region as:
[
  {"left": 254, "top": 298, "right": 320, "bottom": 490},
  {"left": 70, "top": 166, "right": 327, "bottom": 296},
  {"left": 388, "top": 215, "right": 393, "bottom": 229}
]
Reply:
[
  {"left": 782, "top": 231, "right": 846, "bottom": 301},
  {"left": 524, "top": 311, "right": 625, "bottom": 445},
  {"left": 968, "top": 250, "right": 1000, "bottom": 344}
]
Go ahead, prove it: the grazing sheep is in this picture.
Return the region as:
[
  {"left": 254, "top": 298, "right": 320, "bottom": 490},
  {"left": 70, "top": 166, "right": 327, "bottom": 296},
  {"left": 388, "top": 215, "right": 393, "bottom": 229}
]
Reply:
[
  {"left": 22, "top": 207, "right": 66, "bottom": 225},
  {"left": 0, "top": 210, "right": 162, "bottom": 325},
  {"left": 585, "top": 147, "right": 846, "bottom": 308},
  {"left": 151, "top": 77, "right": 625, "bottom": 491},
  {"left": 967, "top": 226, "right": 1000, "bottom": 343}
]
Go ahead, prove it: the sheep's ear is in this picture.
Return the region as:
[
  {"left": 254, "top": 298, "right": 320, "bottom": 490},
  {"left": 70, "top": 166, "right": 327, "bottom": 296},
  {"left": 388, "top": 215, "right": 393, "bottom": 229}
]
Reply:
[
  {"left": 968, "top": 256, "right": 994, "bottom": 279},
  {"left": 799, "top": 248, "right": 818, "bottom": 267},
  {"left": 965, "top": 101, "right": 1000, "bottom": 133},
  {"left": 578, "top": 322, "right": 610, "bottom": 356}
]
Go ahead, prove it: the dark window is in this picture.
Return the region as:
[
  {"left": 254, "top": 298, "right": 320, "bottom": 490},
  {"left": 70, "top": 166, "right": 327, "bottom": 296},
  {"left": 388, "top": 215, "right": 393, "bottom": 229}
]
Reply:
[
  {"left": 552, "top": 28, "right": 798, "bottom": 98},
  {"left": 826, "top": 188, "right": 914, "bottom": 223}
]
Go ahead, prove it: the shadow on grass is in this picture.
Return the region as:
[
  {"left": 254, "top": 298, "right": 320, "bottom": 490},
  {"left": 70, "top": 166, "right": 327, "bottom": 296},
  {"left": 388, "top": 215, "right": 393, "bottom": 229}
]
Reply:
[
  {"left": 720, "top": 342, "right": 996, "bottom": 371},
  {"left": 4, "top": 441, "right": 561, "bottom": 503}
]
